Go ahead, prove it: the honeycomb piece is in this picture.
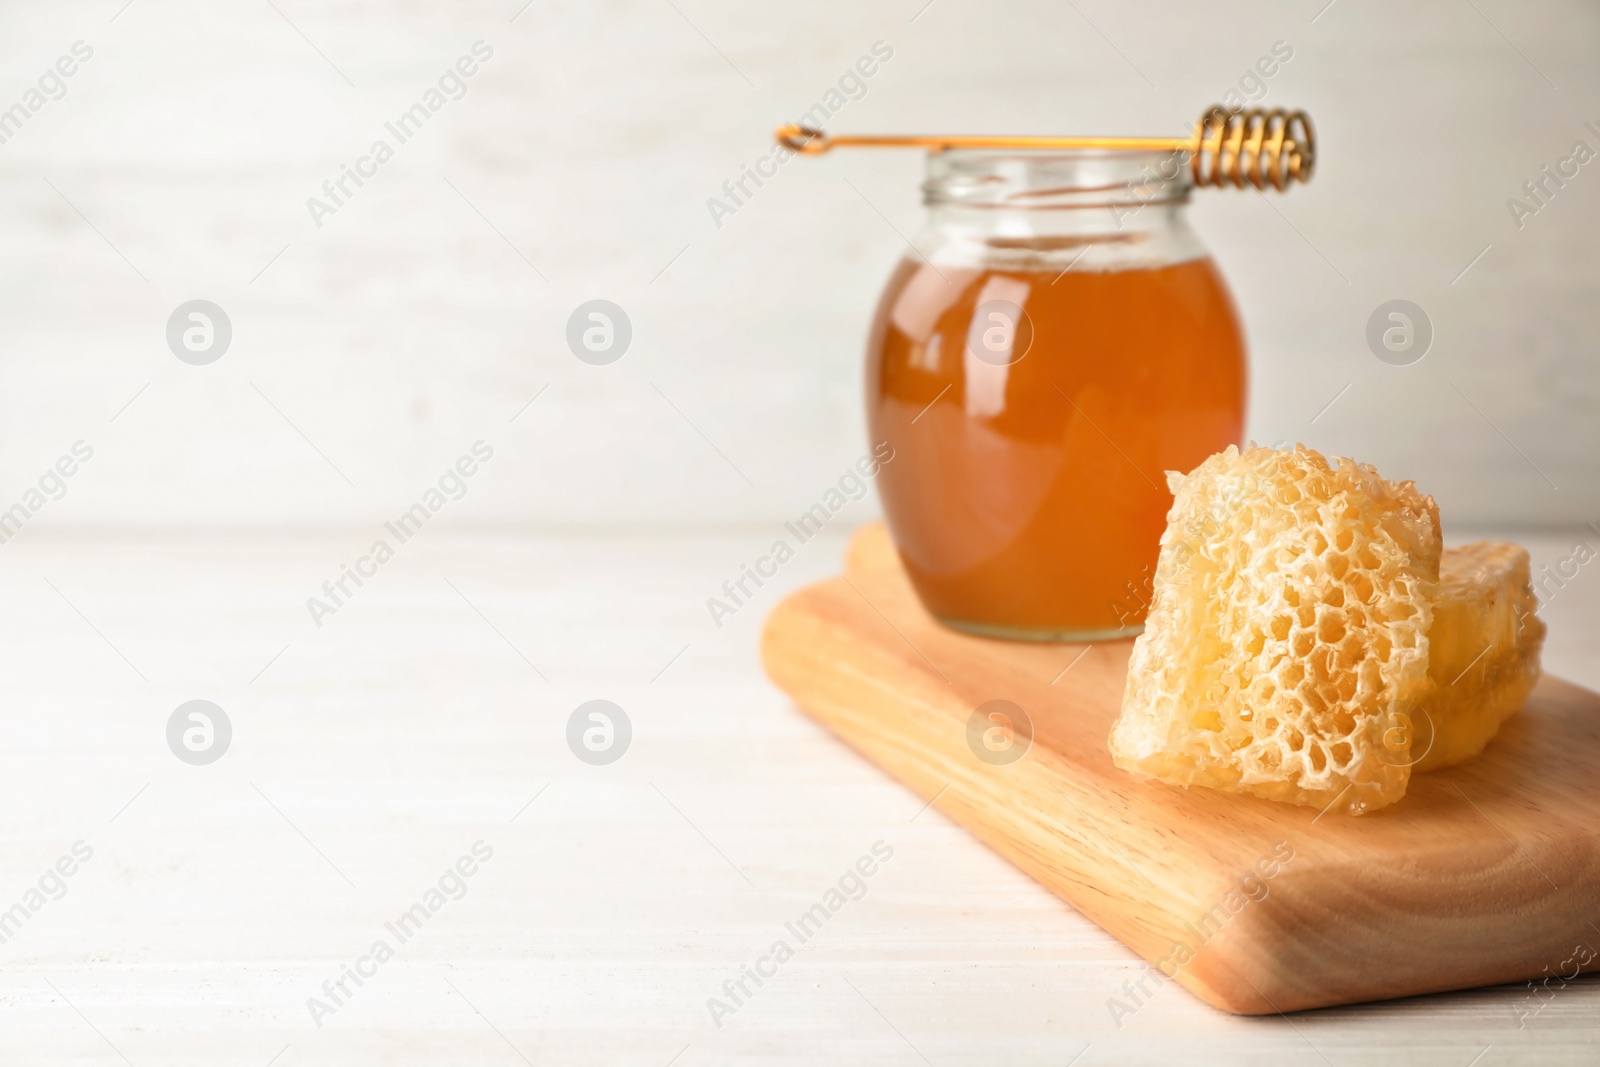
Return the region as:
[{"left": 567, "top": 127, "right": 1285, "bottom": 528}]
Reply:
[
  {"left": 1108, "top": 444, "right": 1441, "bottom": 816},
  {"left": 1413, "top": 542, "right": 1545, "bottom": 773}
]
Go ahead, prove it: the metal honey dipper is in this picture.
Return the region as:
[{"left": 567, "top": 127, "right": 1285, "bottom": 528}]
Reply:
[{"left": 775, "top": 105, "right": 1315, "bottom": 191}]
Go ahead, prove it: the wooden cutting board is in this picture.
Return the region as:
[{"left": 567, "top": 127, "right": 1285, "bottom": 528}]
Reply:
[{"left": 761, "top": 522, "right": 1600, "bottom": 1015}]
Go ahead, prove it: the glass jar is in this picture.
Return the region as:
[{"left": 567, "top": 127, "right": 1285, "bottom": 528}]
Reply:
[{"left": 866, "top": 149, "right": 1246, "bottom": 641}]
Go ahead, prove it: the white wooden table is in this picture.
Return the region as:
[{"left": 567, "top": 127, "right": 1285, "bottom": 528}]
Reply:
[{"left": 1, "top": 525, "right": 1596, "bottom": 1065}]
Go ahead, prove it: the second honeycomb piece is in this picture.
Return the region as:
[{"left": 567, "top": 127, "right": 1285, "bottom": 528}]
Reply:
[{"left": 1414, "top": 542, "right": 1546, "bottom": 772}]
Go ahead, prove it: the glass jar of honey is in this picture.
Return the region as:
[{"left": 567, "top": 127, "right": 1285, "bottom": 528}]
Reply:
[{"left": 866, "top": 149, "right": 1247, "bottom": 641}]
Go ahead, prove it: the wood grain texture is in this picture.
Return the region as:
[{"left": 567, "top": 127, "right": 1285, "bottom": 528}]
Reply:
[{"left": 761, "top": 522, "right": 1600, "bottom": 1016}]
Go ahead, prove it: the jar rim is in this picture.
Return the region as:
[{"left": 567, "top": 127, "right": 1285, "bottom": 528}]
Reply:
[{"left": 922, "top": 148, "right": 1193, "bottom": 210}]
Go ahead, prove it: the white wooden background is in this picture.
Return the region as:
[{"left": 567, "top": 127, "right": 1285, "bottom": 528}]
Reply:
[
  {"left": 1, "top": 0, "right": 1599, "bottom": 1062},
  {"left": 0, "top": 0, "right": 1598, "bottom": 530}
]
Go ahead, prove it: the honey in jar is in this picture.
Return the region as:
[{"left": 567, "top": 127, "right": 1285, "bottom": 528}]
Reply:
[{"left": 866, "top": 150, "right": 1246, "bottom": 640}]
